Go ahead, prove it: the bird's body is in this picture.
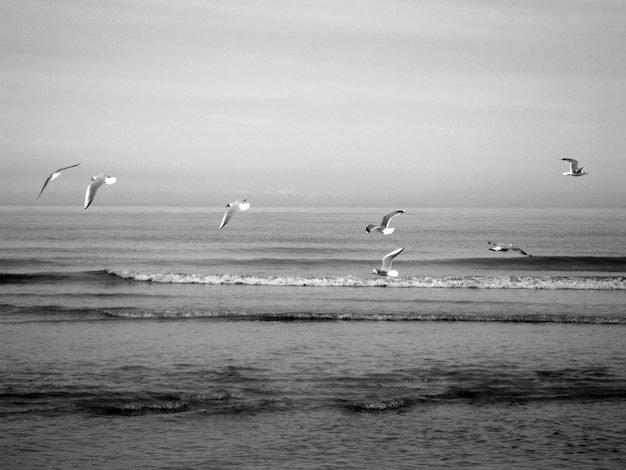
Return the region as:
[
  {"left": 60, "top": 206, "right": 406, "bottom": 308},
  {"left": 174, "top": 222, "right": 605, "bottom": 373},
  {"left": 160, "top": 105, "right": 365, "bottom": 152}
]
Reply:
[
  {"left": 84, "top": 174, "right": 116, "bottom": 209},
  {"left": 218, "top": 199, "right": 250, "bottom": 230},
  {"left": 561, "top": 158, "right": 588, "bottom": 177},
  {"left": 372, "top": 247, "right": 404, "bottom": 277},
  {"left": 365, "top": 210, "right": 405, "bottom": 235},
  {"left": 36, "top": 163, "right": 81, "bottom": 199},
  {"left": 487, "top": 241, "right": 531, "bottom": 256}
]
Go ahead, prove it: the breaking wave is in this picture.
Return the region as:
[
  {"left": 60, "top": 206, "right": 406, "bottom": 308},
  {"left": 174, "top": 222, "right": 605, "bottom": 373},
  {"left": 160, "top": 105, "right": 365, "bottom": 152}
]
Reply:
[{"left": 108, "top": 270, "right": 626, "bottom": 290}]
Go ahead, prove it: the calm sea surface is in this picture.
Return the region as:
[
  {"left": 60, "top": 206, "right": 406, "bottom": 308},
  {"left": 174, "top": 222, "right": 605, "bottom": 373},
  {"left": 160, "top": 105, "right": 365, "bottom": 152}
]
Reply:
[{"left": 1, "top": 206, "right": 625, "bottom": 469}]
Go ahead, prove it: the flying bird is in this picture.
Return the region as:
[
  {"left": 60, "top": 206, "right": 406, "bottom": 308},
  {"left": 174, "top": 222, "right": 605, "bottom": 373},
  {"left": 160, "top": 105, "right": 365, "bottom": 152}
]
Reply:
[
  {"left": 487, "top": 241, "right": 531, "bottom": 256},
  {"left": 36, "top": 163, "right": 81, "bottom": 199},
  {"left": 365, "top": 210, "right": 405, "bottom": 235},
  {"left": 218, "top": 199, "right": 250, "bottom": 230},
  {"left": 84, "top": 174, "right": 116, "bottom": 209},
  {"left": 372, "top": 247, "right": 404, "bottom": 277},
  {"left": 561, "top": 158, "right": 588, "bottom": 177}
]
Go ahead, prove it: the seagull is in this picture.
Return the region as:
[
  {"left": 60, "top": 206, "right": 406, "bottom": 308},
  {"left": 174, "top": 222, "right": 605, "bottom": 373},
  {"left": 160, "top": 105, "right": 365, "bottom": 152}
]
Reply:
[
  {"left": 372, "top": 247, "right": 404, "bottom": 277},
  {"left": 561, "top": 158, "right": 588, "bottom": 177},
  {"left": 84, "top": 174, "right": 116, "bottom": 209},
  {"left": 36, "top": 163, "right": 81, "bottom": 199},
  {"left": 365, "top": 210, "right": 405, "bottom": 235},
  {"left": 218, "top": 199, "right": 250, "bottom": 230},
  {"left": 487, "top": 241, "right": 531, "bottom": 256}
]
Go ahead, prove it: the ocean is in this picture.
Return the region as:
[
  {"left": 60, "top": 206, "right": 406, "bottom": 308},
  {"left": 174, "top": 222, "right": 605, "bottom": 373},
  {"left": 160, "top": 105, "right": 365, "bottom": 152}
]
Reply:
[{"left": 1, "top": 205, "right": 625, "bottom": 469}]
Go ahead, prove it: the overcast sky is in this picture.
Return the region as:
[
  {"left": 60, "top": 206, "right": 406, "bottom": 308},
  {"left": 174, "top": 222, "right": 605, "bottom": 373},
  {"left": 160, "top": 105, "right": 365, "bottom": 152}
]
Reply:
[{"left": 2, "top": 0, "right": 625, "bottom": 207}]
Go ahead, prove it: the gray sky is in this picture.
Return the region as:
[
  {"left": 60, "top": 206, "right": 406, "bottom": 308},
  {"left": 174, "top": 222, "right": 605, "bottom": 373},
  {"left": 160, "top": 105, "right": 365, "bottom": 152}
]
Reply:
[{"left": 2, "top": 0, "right": 625, "bottom": 207}]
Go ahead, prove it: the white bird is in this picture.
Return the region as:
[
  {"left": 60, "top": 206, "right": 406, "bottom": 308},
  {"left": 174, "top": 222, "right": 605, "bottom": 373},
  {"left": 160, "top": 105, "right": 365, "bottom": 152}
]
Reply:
[
  {"left": 365, "top": 210, "right": 405, "bottom": 235},
  {"left": 561, "top": 158, "right": 588, "bottom": 177},
  {"left": 84, "top": 174, "right": 116, "bottom": 209},
  {"left": 36, "top": 163, "right": 81, "bottom": 199},
  {"left": 487, "top": 241, "right": 531, "bottom": 256},
  {"left": 372, "top": 247, "right": 404, "bottom": 277},
  {"left": 218, "top": 199, "right": 250, "bottom": 230}
]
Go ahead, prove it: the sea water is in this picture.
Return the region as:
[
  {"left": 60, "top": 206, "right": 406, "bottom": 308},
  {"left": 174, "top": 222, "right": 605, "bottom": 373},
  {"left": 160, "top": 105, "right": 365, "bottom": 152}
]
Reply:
[{"left": 1, "top": 206, "right": 625, "bottom": 469}]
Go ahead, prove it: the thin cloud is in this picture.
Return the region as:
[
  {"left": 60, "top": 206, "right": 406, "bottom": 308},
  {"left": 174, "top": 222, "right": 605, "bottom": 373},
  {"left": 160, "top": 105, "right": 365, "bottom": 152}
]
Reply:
[
  {"left": 200, "top": 114, "right": 276, "bottom": 126},
  {"left": 264, "top": 188, "right": 303, "bottom": 196},
  {"left": 307, "top": 191, "right": 346, "bottom": 199}
]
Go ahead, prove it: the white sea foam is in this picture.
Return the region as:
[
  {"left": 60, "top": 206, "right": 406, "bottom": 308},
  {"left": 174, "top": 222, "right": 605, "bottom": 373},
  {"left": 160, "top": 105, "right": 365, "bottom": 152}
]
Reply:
[
  {"left": 105, "top": 309, "right": 226, "bottom": 318},
  {"left": 109, "top": 270, "right": 626, "bottom": 290}
]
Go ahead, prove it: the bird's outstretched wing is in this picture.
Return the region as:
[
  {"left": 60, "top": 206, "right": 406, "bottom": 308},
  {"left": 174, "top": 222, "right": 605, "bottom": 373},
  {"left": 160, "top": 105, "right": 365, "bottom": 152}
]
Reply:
[
  {"left": 36, "top": 163, "right": 81, "bottom": 199},
  {"left": 561, "top": 158, "right": 580, "bottom": 172},
  {"left": 84, "top": 174, "right": 116, "bottom": 209},
  {"left": 511, "top": 247, "right": 531, "bottom": 256},
  {"left": 218, "top": 199, "right": 250, "bottom": 230},
  {"left": 380, "top": 210, "right": 405, "bottom": 228},
  {"left": 218, "top": 206, "right": 237, "bottom": 230},
  {"left": 381, "top": 247, "right": 404, "bottom": 271}
]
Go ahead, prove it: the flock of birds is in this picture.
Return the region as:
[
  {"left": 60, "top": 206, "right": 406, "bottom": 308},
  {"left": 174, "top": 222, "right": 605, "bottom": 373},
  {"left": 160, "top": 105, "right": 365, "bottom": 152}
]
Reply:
[
  {"left": 36, "top": 163, "right": 117, "bottom": 210},
  {"left": 35, "top": 157, "right": 588, "bottom": 277}
]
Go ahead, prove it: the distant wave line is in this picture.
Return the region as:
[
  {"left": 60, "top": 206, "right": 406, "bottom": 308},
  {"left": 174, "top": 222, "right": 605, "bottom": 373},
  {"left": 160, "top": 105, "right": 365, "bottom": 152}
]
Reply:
[
  {"left": 2, "top": 304, "right": 623, "bottom": 324},
  {"left": 105, "top": 309, "right": 626, "bottom": 324}
]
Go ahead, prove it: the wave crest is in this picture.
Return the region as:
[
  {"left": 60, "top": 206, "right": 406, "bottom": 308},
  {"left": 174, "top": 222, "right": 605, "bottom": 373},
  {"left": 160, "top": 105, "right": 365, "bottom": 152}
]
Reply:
[{"left": 109, "top": 270, "right": 626, "bottom": 290}]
